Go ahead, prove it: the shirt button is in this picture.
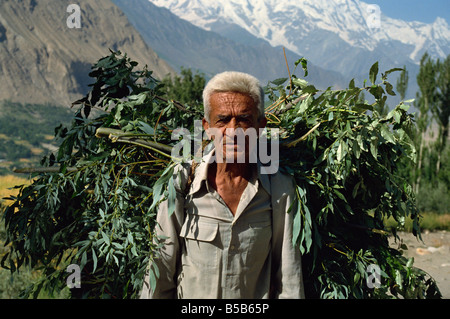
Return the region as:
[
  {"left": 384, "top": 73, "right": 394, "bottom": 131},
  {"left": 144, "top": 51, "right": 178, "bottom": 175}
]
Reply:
[{"left": 230, "top": 245, "right": 235, "bottom": 250}]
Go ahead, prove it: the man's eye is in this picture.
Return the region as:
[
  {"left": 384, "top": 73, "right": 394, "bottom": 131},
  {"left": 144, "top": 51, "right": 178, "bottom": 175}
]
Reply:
[{"left": 237, "top": 116, "right": 251, "bottom": 123}]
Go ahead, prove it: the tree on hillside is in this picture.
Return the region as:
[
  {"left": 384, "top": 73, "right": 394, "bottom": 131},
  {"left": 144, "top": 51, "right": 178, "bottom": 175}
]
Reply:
[
  {"left": 1, "top": 51, "right": 441, "bottom": 299},
  {"left": 434, "top": 55, "right": 450, "bottom": 174},
  {"left": 411, "top": 53, "right": 450, "bottom": 214},
  {"left": 396, "top": 66, "right": 409, "bottom": 101},
  {"left": 160, "top": 67, "right": 206, "bottom": 108},
  {"left": 414, "top": 53, "right": 437, "bottom": 194}
]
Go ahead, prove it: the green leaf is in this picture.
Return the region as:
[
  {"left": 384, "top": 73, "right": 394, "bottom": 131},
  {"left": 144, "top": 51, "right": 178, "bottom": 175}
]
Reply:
[
  {"left": 399, "top": 103, "right": 411, "bottom": 111},
  {"left": 167, "top": 175, "right": 177, "bottom": 217},
  {"left": 138, "top": 121, "right": 155, "bottom": 135},
  {"left": 395, "top": 269, "right": 403, "bottom": 290},
  {"left": 271, "top": 77, "right": 288, "bottom": 86},
  {"left": 370, "top": 136, "right": 378, "bottom": 159},
  {"left": 131, "top": 245, "right": 138, "bottom": 257},
  {"left": 291, "top": 196, "right": 301, "bottom": 247},
  {"left": 303, "top": 205, "right": 312, "bottom": 253},
  {"left": 80, "top": 251, "right": 87, "bottom": 270},
  {"left": 348, "top": 78, "right": 355, "bottom": 89},
  {"left": 380, "top": 125, "right": 395, "bottom": 143},
  {"left": 129, "top": 92, "right": 147, "bottom": 105},
  {"left": 149, "top": 267, "right": 157, "bottom": 291},
  {"left": 383, "top": 67, "right": 404, "bottom": 79},
  {"left": 298, "top": 94, "right": 313, "bottom": 113},
  {"left": 352, "top": 181, "right": 361, "bottom": 198},
  {"left": 295, "top": 57, "right": 308, "bottom": 77},
  {"left": 333, "top": 189, "right": 347, "bottom": 202},
  {"left": 101, "top": 231, "right": 110, "bottom": 246},
  {"left": 302, "top": 85, "right": 318, "bottom": 94},
  {"left": 92, "top": 248, "right": 98, "bottom": 273},
  {"left": 354, "top": 272, "right": 361, "bottom": 284},
  {"left": 393, "top": 110, "right": 401, "bottom": 123},
  {"left": 112, "top": 242, "right": 124, "bottom": 249},
  {"left": 406, "top": 257, "right": 414, "bottom": 269},
  {"left": 337, "top": 141, "right": 344, "bottom": 162},
  {"left": 150, "top": 164, "right": 175, "bottom": 211},
  {"left": 369, "top": 62, "right": 379, "bottom": 85},
  {"left": 292, "top": 77, "right": 308, "bottom": 89},
  {"left": 353, "top": 103, "right": 374, "bottom": 114},
  {"left": 384, "top": 82, "right": 396, "bottom": 96},
  {"left": 352, "top": 139, "right": 361, "bottom": 159}
]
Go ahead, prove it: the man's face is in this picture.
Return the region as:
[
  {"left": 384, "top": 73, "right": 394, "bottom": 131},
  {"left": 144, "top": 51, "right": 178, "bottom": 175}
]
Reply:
[{"left": 203, "top": 91, "right": 267, "bottom": 163}]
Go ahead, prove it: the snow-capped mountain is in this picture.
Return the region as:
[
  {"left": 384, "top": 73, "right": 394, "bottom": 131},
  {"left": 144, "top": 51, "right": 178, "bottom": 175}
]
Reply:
[
  {"left": 113, "top": 0, "right": 347, "bottom": 90},
  {"left": 149, "top": 0, "right": 449, "bottom": 80}
]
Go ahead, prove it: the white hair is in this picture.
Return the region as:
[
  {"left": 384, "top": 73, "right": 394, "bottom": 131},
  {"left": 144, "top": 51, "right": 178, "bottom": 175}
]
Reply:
[{"left": 202, "top": 71, "right": 265, "bottom": 122}]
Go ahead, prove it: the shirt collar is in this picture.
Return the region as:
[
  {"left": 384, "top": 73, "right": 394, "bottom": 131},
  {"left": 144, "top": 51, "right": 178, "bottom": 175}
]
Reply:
[{"left": 187, "top": 148, "right": 272, "bottom": 196}]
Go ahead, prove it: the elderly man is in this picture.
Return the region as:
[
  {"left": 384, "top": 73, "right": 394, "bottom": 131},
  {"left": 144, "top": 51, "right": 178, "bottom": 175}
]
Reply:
[{"left": 140, "top": 71, "right": 304, "bottom": 299}]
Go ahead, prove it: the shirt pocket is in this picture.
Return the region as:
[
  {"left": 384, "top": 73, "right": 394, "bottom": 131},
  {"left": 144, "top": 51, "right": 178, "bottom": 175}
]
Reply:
[
  {"left": 245, "top": 219, "right": 272, "bottom": 266},
  {"left": 249, "top": 219, "right": 271, "bottom": 230},
  {"left": 179, "top": 218, "right": 220, "bottom": 268},
  {"left": 248, "top": 220, "right": 272, "bottom": 245}
]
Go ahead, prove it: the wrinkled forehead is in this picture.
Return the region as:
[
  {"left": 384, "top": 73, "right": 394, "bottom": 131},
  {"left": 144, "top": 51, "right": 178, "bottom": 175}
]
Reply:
[{"left": 209, "top": 91, "right": 258, "bottom": 115}]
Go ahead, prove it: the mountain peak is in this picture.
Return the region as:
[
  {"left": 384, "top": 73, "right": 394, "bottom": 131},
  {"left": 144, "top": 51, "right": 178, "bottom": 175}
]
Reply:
[{"left": 433, "top": 16, "right": 450, "bottom": 31}]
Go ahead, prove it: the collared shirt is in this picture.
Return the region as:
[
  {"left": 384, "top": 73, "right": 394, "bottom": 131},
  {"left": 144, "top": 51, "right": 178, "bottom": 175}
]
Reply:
[{"left": 140, "top": 150, "right": 305, "bottom": 299}]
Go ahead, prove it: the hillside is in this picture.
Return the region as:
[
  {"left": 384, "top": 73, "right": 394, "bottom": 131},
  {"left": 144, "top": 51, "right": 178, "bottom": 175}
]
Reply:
[
  {"left": 0, "top": 0, "right": 174, "bottom": 106},
  {"left": 112, "top": 0, "right": 347, "bottom": 89},
  {"left": 0, "top": 100, "right": 74, "bottom": 174}
]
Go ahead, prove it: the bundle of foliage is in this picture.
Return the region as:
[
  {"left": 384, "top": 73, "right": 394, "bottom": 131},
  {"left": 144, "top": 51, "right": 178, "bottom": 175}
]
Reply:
[
  {"left": 1, "top": 51, "right": 441, "bottom": 299},
  {"left": 267, "top": 60, "right": 440, "bottom": 298}
]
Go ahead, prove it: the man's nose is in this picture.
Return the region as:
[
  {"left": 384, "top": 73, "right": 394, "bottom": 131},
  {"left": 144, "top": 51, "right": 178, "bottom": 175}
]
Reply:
[
  {"left": 221, "top": 118, "right": 239, "bottom": 136},
  {"left": 227, "top": 117, "right": 239, "bottom": 129}
]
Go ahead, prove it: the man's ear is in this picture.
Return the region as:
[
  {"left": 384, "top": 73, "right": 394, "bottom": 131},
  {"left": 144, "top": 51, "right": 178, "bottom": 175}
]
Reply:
[{"left": 202, "top": 118, "right": 211, "bottom": 139}]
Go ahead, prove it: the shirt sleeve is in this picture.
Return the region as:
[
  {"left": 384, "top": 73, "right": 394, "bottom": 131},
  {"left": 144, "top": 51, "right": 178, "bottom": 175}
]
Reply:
[
  {"left": 270, "top": 172, "right": 305, "bottom": 299},
  {"left": 140, "top": 164, "right": 189, "bottom": 299}
]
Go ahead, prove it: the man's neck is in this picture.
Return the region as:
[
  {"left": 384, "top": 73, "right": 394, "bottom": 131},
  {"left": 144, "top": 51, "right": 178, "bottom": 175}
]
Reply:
[
  {"left": 207, "top": 162, "right": 256, "bottom": 215},
  {"left": 208, "top": 161, "right": 255, "bottom": 186}
]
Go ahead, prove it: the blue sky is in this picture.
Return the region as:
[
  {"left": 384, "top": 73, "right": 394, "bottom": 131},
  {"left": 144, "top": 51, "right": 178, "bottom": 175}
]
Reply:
[{"left": 368, "top": 0, "right": 449, "bottom": 24}]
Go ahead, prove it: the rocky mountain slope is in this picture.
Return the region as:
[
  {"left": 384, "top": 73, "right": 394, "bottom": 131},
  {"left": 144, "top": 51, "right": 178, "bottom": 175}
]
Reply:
[{"left": 0, "top": 0, "right": 174, "bottom": 106}]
